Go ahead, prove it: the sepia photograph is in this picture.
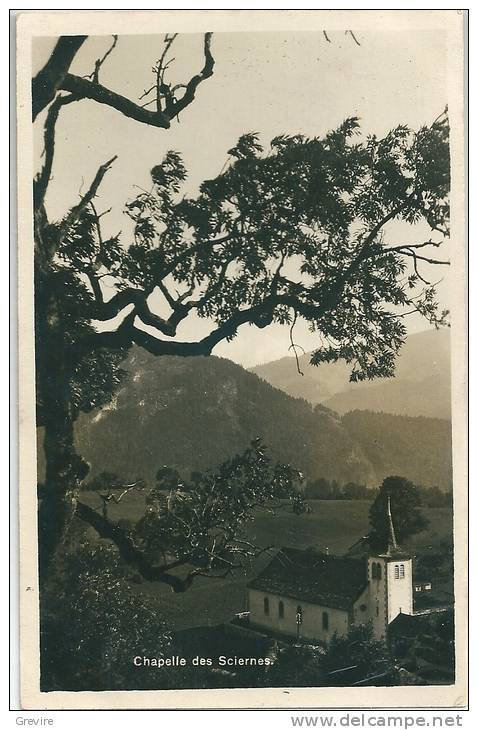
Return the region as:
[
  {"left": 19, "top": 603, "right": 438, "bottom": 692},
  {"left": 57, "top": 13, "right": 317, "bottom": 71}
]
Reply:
[{"left": 16, "top": 9, "right": 467, "bottom": 710}]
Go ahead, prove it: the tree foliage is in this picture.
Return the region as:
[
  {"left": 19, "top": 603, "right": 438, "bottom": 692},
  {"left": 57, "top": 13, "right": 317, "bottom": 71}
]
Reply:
[
  {"left": 266, "top": 623, "right": 394, "bottom": 687},
  {"left": 131, "top": 439, "right": 305, "bottom": 578},
  {"left": 369, "top": 475, "right": 429, "bottom": 550},
  {"left": 266, "top": 643, "right": 325, "bottom": 687},
  {"left": 76, "top": 439, "right": 303, "bottom": 591},
  {"left": 67, "top": 115, "right": 450, "bottom": 386},
  {"left": 39, "top": 114, "right": 450, "bottom": 442},
  {"left": 320, "top": 624, "right": 395, "bottom": 686},
  {"left": 40, "top": 540, "right": 170, "bottom": 691}
]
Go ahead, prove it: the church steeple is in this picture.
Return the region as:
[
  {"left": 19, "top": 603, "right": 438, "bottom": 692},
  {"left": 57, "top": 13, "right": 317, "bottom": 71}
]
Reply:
[
  {"left": 387, "top": 495, "right": 398, "bottom": 553},
  {"left": 367, "top": 495, "right": 414, "bottom": 638},
  {"left": 374, "top": 494, "right": 410, "bottom": 559}
]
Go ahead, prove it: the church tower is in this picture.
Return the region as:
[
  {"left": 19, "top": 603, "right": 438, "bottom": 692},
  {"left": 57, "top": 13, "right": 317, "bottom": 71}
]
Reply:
[{"left": 367, "top": 497, "right": 413, "bottom": 640}]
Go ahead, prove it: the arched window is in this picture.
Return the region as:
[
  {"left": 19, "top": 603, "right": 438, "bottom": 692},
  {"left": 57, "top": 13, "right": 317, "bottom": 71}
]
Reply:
[
  {"left": 372, "top": 562, "right": 382, "bottom": 580},
  {"left": 322, "top": 611, "right": 329, "bottom": 631},
  {"left": 296, "top": 605, "right": 303, "bottom": 626},
  {"left": 399, "top": 564, "right": 405, "bottom": 579},
  {"left": 264, "top": 597, "right": 269, "bottom": 615},
  {"left": 394, "top": 565, "right": 400, "bottom": 579},
  {"left": 278, "top": 600, "right": 284, "bottom": 619}
]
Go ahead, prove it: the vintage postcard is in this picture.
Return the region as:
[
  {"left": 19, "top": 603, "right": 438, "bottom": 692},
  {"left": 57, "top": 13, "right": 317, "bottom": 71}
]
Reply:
[{"left": 16, "top": 9, "right": 467, "bottom": 710}]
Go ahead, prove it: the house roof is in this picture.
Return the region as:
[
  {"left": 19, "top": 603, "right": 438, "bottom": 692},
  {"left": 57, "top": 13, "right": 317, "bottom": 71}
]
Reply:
[
  {"left": 388, "top": 612, "right": 427, "bottom": 638},
  {"left": 248, "top": 547, "right": 367, "bottom": 611},
  {"left": 388, "top": 608, "right": 453, "bottom": 638},
  {"left": 375, "top": 548, "right": 412, "bottom": 560},
  {"left": 345, "top": 537, "right": 411, "bottom": 561}
]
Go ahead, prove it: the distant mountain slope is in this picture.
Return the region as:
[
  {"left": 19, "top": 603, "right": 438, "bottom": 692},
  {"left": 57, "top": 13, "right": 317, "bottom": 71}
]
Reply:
[
  {"left": 71, "top": 350, "right": 376, "bottom": 487},
  {"left": 250, "top": 329, "right": 451, "bottom": 419},
  {"left": 341, "top": 410, "right": 453, "bottom": 491},
  {"left": 37, "top": 347, "right": 452, "bottom": 489}
]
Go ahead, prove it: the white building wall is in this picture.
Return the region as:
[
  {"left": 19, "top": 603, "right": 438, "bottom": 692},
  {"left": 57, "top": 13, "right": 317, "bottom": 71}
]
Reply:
[
  {"left": 352, "top": 586, "right": 379, "bottom": 638},
  {"left": 248, "top": 588, "right": 350, "bottom": 643},
  {"left": 365, "top": 556, "right": 388, "bottom": 640},
  {"left": 386, "top": 558, "right": 413, "bottom": 623},
  {"left": 363, "top": 555, "right": 413, "bottom": 639}
]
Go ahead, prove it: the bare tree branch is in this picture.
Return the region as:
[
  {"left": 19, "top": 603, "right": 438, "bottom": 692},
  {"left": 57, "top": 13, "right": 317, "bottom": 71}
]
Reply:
[
  {"left": 164, "top": 33, "right": 215, "bottom": 119},
  {"left": 98, "top": 479, "right": 145, "bottom": 518},
  {"left": 57, "top": 156, "right": 118, "bottom": 253},
  {"left": 86, "top": 35, "right": 118, "bottom": 83},
  {"left": 53, "top": 32, "right": 215, "bottom": 129},
  {"left": 385, "top": 240, "right": 443, "bottom": 253},
  {"left": 75, "top": 500, "right": 194, "bottom": 592},
  {"left": 75, "top": 493, "right": 273, "bottom": 592},
  {"left": 59, "top": 73, "right": 172, "bottom": 128},
  {"left": 393, "top": 249, "right": 449, "bottom": 266},
  {"left": 34, "top": 93, "right": 78, "bottom": 209},
  {"left": 90, "top": 286, "right": 183, "bottom": 337},
  {"left": 153, "top": 33, "right": 178, "bottom": 113},
  {"left": 289, "top": 311, "right": 305, "bottom": 376},
  {"left": 32, "top": 35, "right": 87, "bottom": 120},
  {"left": 83, "top": 290, "right": 334, "bottom": 360}
]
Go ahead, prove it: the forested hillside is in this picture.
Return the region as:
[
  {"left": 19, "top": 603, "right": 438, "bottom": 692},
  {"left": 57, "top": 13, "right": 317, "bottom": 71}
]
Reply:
[
  {"left": 37, "top": 349, "right": 453, "bottom": 489},
  {"left": 341, "top": 411, "right": 453, "bottom": 491}
]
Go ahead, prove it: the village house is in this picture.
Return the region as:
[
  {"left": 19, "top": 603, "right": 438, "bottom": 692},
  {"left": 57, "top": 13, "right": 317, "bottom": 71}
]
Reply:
[{"left": 247, "top": 498, "right": 414, "bottom": 642}]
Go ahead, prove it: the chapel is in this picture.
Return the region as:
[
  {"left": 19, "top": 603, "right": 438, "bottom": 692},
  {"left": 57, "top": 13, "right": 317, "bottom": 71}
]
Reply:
[{"left": 247, "top": 498, "right": 413, "bottom": 642}]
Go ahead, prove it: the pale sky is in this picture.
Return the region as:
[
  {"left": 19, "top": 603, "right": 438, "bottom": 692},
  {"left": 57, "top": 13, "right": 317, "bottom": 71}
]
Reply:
[{"left": 33, "top": 29, "right": 451, "bottom": 367}]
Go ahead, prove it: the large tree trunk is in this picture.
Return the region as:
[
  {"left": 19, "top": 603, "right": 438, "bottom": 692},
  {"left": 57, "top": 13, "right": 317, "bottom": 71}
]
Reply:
[
  {"left": 38, "top": 406, "right": 87, "bottom": 583},
  {"left": 35, "top": 266, "right": 89, "bottom": 583}
]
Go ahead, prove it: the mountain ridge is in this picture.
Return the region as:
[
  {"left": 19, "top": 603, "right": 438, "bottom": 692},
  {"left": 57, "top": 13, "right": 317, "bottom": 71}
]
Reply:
[
  {"left": 250, "top": 329, "right": 451, "bottom": 419},
  {"left": 37, "top": 346, "right": 452, "bottom": 490}
]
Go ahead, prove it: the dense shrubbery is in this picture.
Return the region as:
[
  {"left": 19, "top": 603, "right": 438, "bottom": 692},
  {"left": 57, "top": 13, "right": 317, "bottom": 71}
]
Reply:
[{"left": 40, "top": 534, "right": 172, "bottom": 691}]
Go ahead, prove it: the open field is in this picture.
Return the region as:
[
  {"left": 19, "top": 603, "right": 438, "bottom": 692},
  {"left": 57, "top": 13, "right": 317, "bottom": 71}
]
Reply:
[
  {"left": 80, "top": 493, "right": 453, "bottom": 550},
  {"left": 246, "top": 501, "right": 453, "bottom": 554},
  {"left": 78, "top": 495, "right": 453, "bottom": 631},
  {"left": 80, "top": 493, "right": 453, "bottom": 555}
]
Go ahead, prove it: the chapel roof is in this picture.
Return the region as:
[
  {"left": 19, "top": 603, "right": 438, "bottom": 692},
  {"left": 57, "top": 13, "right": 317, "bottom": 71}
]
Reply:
[
  {"left": 374, "top": 547, "right": 412, "bottom": 560},
  {"left": 248, "top": 547, "right": 368, "bottom": 611}
]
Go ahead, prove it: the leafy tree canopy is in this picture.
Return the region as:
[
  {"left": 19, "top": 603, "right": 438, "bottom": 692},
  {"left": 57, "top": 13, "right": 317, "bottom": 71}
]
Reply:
[
  {"left": 369, "top": 475, "right": 429, "bottom": 550},
  {"left": 46, "top": 115, "right": 450, "bottom": 419},
  {"left": 40, "top": 541, "right": 170, "bottom": 691},
  {"left": 77, "top": 439, "right": 304, "bottom": 591}
]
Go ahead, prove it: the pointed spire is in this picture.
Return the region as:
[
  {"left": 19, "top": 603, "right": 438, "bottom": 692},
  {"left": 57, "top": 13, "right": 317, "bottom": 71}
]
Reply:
[{"left": 387, "top": 495, "right": 398, "bottom": 552}]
